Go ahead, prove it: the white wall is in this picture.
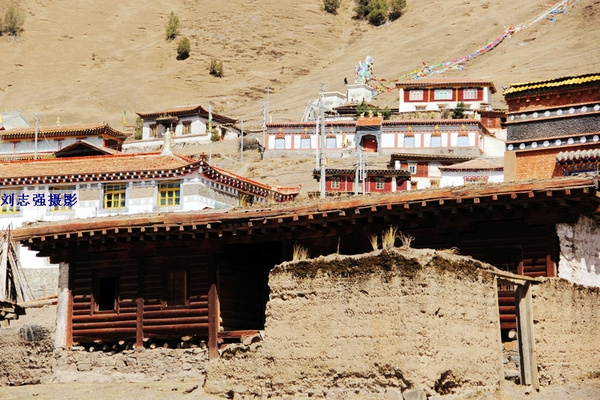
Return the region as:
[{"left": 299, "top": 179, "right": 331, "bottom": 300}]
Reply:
[{"left": 556, "top": 215, "right": 600, "bottom": 287}]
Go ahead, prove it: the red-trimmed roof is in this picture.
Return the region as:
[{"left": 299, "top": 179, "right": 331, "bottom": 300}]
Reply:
[
  {"left": 0, "top": 123, "right": 127, "bottom": 141},
  {"left": 200, "top": 160, "right": 301, "bottom": 201},
  {"left": 0, "top": 152, "right": 198, "bottom": 185},
  {"left": 13, "top": 175, "right": 600, "bottom": 243},
  {"left": 55, "top": 140, "right": 119, "bottom": 158},
  {"left": 136, "top": 104, "right": 237, "bottom": 124},
  {"left": 439, "top": 159, "right": 503, "bottom": 171},
  {"left": 395, "top": 79, "right": 497, "bottom": 94}
]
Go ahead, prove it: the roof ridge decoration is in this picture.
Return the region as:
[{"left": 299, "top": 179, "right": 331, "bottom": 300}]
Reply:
[{"left": 503, "top": 73, "right": 600, "bottom": 95}]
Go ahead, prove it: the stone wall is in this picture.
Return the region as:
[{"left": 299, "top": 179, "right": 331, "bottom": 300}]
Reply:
[
  {"left": 206, "top": 248, "right": 504, "bottom": 399},
  {"left": 22, "top": 267, "right": 59, "bottom": 299},
  {"left": 533, "top": 278, "right": 600, "bottom": 385},
  {"left": 556, "top": 215, "right": 600, "bottom": 287}
]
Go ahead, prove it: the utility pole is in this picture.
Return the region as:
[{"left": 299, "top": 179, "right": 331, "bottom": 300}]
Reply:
[
  {"left": 240, "top": 117, "right": 244, "bottom": 163},
  {"left": 262, "top": 87, "right": 271, "bottom": 147},
  {"left": 34, "top": 113, "right": 39, "bottom": 160},
  {"left": 319, "top": 84, "right": 326, "bottom": 199}
]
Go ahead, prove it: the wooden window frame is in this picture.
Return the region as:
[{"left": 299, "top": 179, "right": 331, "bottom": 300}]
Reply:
[
  {"left": 163, "top": 269, "right": 188, "bottom": 308},
  {"left": 103, "top": 184, "right": 127, "bottom": 210},
  {"left": 182, "top": 121, "right": 192, "bottom": 135},
  {"left": 49, "top": 185, "right": 76, "bottom": 212},
  {"left": 0, "top": 191, "right": 21, "bottom": 214},
  {"left": 157, "top": 181, "right": 181, "bottom": 208}
]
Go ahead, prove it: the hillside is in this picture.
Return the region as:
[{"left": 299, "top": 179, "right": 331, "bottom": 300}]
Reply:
[{"left": 0, "top": 0, "right": 598, "bottom": 131}]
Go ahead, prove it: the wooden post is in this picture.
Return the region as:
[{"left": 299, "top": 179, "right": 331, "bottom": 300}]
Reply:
[
  {"left": 55, "top": 262, "right": 72, "bottom": 348},
  {"left": 515, "top": 282, "right": 539, "bottom": 390},
  {"left": 208, "top": 258, "right": 219, "bottom": 359},
  {"left": 135, "top": 256, "right": 145, "bottom": 348}
]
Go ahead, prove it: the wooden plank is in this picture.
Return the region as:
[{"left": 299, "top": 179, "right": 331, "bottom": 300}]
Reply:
[
  {"left": 515, "top": 283, "right": 540, "bottom": 391},
  {"left": 218, "top": 330, "right": 259, "bottom": 339}
]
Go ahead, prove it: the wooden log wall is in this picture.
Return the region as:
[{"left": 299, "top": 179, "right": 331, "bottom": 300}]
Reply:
[{"left": 70, "top": 244, "right": 209, "bottom": 344}]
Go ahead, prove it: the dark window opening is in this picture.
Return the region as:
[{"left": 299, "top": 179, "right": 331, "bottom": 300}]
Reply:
[{"left": 96, "top": 276, "right": 117, "bottom": 312}]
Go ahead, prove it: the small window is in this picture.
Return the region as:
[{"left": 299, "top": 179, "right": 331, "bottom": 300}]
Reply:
[
  {"left": 158, "top": 181, "right": 180, "bottom": 207},
  {"left": 430, "top": 179, "right": 440, "bottom": 188},
  {"left": 375, "top": 180, "right": 385, "bottom": 190},
  {"left": 457, "top": 135, "right": 469, "bottom": 147},
  {"left": 166, "top": 270, "right": 187, "bottom": 307},
  {"left": 95, "top": 276, "right": 117, "bottom": 312},
  {"left": 300, "top": 137, "right": 311, "bottom": 149},
  {"left": 409, "top": 90, "right": 423, "bottom": 101},
  {"left": 408, "top": 163, "right": 417, "bottom": 174},
  {"left": 103, "top": 184, "right": 126, "bottom": 209},
  {"left": 404, "top": 135, "right": 415, "bottom": 148},
  {"left": 326, "top": 136, "right": 337, "bottom": 149},
  {"left": 434, "top": 89, "right": 452, "bottom": 100},
  {"left": 331, "top": 179, "right": 340, "bottom": 189},
  {"left": 463, "top": 88, "right": 478, "bottom": 100},
  {"left": 430, "top": 135, "right": 442, "bottom": 147},
  {"left": 275, "top": 137, "right": 285, "bottom": 149},
  {"left": 182, "top": 121, "right": 192, "bottom": 134}
]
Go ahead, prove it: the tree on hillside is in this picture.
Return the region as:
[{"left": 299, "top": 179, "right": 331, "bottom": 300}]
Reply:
[
  {"left": 451, "top": 101, "right": 467, "bottom": 119},
  {"left": 2, "top": 5, "right": 25, "bottom": 36},
  {"left": 165, "top": 11, "right": 180, "bottom": 41}
]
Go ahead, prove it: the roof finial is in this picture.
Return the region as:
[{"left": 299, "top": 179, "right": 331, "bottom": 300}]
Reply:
[{"left": 162, "top": 128, "right": 173, "bottom": 156}]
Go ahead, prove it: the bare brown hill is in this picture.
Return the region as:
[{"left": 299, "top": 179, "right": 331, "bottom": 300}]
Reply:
[{"left": 0, "top": 0, "right": 598, "bottom": 130}]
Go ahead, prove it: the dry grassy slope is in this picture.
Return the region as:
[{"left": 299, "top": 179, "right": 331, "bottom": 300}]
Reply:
[{"left": 0, "top": 0, "right": 598, "bottom": 130}]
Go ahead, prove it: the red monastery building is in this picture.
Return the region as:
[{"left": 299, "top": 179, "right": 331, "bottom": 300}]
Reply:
[{"left": 503, "top": 73, "right": 600, "bottom": 180}]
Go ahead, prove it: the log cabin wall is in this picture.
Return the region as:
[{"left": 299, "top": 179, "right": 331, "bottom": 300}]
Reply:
[{"left": 69, "top": 241, "right": 212, "bottom": 345}]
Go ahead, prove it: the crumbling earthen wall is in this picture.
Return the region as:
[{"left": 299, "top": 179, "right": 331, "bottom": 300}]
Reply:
[
  {"left": 556, "top": 215, "right": 600, "bottom": 287},
  {"left": 206, "top": 249, "right": 504, "bottom": 399},
  {"left": 533, "top": 278, "right": 600, "bottom": 385}
]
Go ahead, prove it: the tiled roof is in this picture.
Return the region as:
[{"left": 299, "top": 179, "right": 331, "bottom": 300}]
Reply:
[
  {"left": 356, "top": 116, "right": 384, "bottom": 127},
  {"left": 0, "top": 123, "right": 127, "bottom": 141},
  {"left": 503, "top": 73, "right": 600, "bottom": 95},
  {"left": 395, "top": 78, "right": 497, "bottom": 93},
  {"left": 13, "top": 175, "right": 600, "bottom": 245},
  {"left": 54, "top": 140, "right": 119, "bottom": 158},
  {"left": 0, "top": 153, "right": 198, "bottom": 185},
  {"left": 438, "top": 159, "right": 503, "bottom": 171},
  {"left": 390, "top": 153, "right": 476, "bottom": 162},
  {"left": 201, "top": 160, "right": 301, "bottom": 201},
  {"left": 136, "top": 104, "right": 237, "bottom": 124}
]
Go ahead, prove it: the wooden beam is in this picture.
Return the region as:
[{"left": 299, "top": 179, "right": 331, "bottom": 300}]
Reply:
[
  {"left": 208, "top": 258, "right": 219, "bottom": 360},
  {"left": 515, "top": 282, "right": 540, "bottom": 391}
]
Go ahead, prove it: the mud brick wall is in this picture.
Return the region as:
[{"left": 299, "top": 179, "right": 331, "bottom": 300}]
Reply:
[
  {"left": 533, "top": 279, "right": 600, "bottom": 385},
  {"left": 206, "top": 249, "right": 504, "bottom": 400}
]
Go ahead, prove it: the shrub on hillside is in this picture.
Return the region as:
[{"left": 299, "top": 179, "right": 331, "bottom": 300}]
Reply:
[
  {"left": 209, "top": 59, "right": 224, "bottom": 77},
  {"left": 2, "top": 5, "right": 25, "bottom": 36},
  {"left": 354, "top": 0, "right": 407, "bottom": 26},
  {"left": 177, "top": 37, "right": 190, "bottom": 60},
  {"left": 134, "top": 117, "right": 143, "bottom": 140},
  {"left": 323, "top": 0, "right": 341, "bottom": 14},
  {"left": 165, "top": 11, "right": 179, "bottom": 41},
  {"left": 389, "top": 0, "right": 407, "bottom": 20}
]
